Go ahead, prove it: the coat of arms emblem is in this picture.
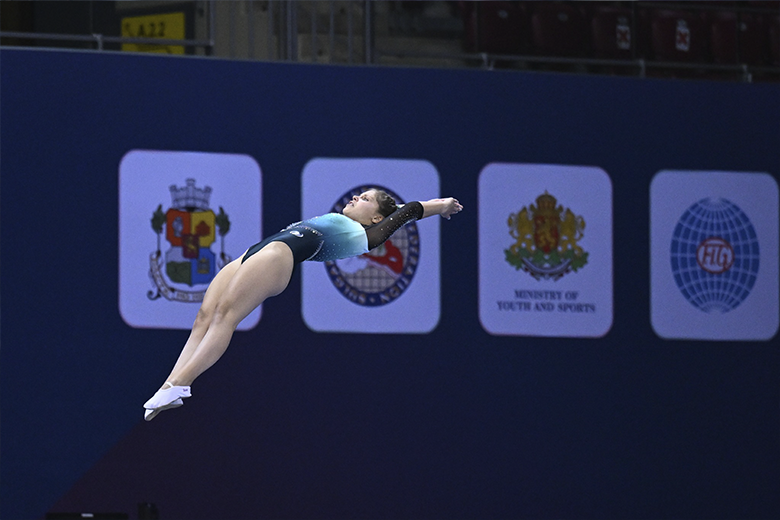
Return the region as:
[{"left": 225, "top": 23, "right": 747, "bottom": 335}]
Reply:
[
  {"left": 148, "top": 178, "right": 231, "bottom": 302},
  {"left": 505, "top": 191, "right": 588, "bottom": 280}
]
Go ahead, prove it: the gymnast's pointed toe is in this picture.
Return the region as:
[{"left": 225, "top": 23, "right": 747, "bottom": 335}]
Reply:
[
  {"left": 143, "top": 384, "right": 192, "bottom": 410},
  {"left": 144, "top": 398, "right": 184, "bottom": 421}
]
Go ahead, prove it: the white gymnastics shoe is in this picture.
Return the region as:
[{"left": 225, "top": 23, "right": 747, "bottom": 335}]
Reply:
[
  {"left": 144, "top": 398, "right": 184, "bottom": 421},
  {"left": 143, "top": 383, "right": 191, "bottom": 410}
]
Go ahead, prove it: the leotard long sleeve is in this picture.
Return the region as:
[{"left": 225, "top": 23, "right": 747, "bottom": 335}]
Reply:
[{"left": 364, "top": 201, "right": 424, "bottom": 251}]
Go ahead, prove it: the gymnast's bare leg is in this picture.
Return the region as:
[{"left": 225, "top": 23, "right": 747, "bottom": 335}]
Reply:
[{"left": 143, "top": 242, "right": 294, "bottom": 419}]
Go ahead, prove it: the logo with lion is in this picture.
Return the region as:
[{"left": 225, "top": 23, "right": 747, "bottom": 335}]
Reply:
[{"left": 505, "top": 191, "right": 588, "bottom": 280}]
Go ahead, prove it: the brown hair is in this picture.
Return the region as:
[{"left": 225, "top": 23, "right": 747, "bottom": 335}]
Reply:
[{"left": 373, "top": 189, "right": 398, "bottom": 218}]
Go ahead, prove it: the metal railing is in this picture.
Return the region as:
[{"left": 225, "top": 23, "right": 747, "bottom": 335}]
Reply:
[
  {"left": 262, "top": 0, "right": 373, "bottom": 64},
  {"left": 375, "top": 48, "right": 776, "bottom": 82},
  {"left": 0, "top": 0, "right": 217, "bottom": 54},
  {"left": 1, "top": 0, "right": 778, "bottom": 82},
  {"left": 0, "top": 30, "right": 215, "bottom": 53}
]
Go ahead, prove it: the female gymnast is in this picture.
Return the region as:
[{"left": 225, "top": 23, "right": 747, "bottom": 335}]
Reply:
[{"left": 143, "top": 188, "right": 463, "bottom": 420}]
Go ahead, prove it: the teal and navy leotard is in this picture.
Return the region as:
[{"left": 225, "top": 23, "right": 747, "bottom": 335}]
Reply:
[{"left": 242, "top": 201, "right": 424, "bottom": 264}]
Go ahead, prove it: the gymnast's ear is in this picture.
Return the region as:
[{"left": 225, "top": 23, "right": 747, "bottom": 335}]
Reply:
[{"left": 372, "top": 214, "right": 384, "bottom": 224}]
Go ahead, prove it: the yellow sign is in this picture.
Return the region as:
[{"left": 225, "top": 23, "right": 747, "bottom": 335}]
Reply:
[{"left": 121, "top": 12, "right": 185, "bottom": 54}]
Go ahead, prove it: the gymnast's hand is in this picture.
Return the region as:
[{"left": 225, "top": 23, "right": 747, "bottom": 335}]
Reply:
[{"left": 421, "top": 197, "right": 463, "bottom": 220}]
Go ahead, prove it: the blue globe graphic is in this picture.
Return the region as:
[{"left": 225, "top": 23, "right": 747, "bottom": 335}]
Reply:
[{"left": 670, "top": 198, "right": 759, "bottom": 313}]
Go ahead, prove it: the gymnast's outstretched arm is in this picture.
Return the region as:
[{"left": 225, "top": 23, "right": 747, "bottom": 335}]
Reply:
[{"left": 365, "top": 197, "right": 462, "bottom": 250}]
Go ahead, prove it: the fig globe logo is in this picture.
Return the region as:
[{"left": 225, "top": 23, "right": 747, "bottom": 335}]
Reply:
[
  {"left": 670, "top": 197, "right": 759, "bottom": 313},
  {"left": 697, "top": 237, "right": 734, "bottom": 274},
  {"left": 324, "top": 185, "right": 420, "bottom": 306},
  {"left": 650, "top": 170, "right": 778, "bottom": 341}
]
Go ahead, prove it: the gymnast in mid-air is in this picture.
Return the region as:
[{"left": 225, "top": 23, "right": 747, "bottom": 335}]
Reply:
[{"left": 143, "top": 188, "right": 463, "bottom": 420}]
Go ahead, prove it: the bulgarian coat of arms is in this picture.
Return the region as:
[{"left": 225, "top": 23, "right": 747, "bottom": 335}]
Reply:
[
  {"left": 148, "top": 178, "right": 231, "bottom": 302},
  {"left": 505, "top": 191, "right": 588, "bottom": 280}
]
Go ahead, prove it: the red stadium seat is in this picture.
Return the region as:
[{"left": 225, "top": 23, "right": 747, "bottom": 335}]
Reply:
[
  {"left": 529, "top": 2, "right": 588, "bottom": 57},
  {"left": 770, "top": 15, "right": 780, "bottom": 65},
  {"left": 649, "top": 9, "right": 709, "bottom": 62},
  {"left": 460, "top": 1, "right": 529, "bottom": 55},
  {"left": 745, "top": 1, "right": 780, "bottom": 9},
  {"left": 710, "top": 11, "right": 768, "bottom": 65},
  {"left": 676, "top": 1, "right": 736, "bottom": 6},
  {"left": 590, "top": 5, "right": 634, "bottom": 59}
]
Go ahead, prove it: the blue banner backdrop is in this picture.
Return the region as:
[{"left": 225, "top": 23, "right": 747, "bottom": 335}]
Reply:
[{"left": 1, "top": 48, "right": 778, "bottom": 520}]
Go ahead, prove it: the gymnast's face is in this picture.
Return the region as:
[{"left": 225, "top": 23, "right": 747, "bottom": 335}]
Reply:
[{"left": 342, "top": 190, "right": 384, "bottom": 226}]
